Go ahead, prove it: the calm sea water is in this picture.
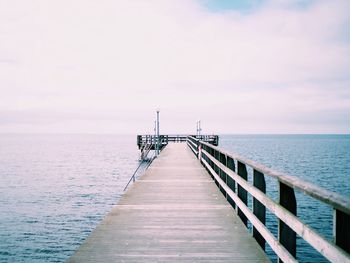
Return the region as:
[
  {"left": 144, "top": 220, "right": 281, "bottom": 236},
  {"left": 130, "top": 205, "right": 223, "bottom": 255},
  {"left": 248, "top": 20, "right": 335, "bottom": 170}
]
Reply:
[
  {"left": 0, "top": 134, "right": 349, "bottom": 263},
  {"left": 0, "top": 134, "right": 140, "bottom": 263},
  {"left": 220, "top": 134, "right": 350, "bottom": 262}
]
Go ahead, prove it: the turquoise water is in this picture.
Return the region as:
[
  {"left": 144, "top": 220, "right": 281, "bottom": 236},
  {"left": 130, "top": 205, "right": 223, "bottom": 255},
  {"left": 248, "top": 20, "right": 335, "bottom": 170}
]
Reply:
[{"left": 0, "top": 134, "right": 349, "bottom": 262}]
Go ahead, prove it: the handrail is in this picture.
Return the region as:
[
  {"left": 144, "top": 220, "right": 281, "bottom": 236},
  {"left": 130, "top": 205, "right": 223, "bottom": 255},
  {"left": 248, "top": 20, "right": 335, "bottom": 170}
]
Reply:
[
  {"left": 140, "top": 142, "right": 152, "bottom": 160},
  {"left": 187, "top": 136, "right": 350, "bottom": 262},
  {"left": 200, "top": 140, "right": 350, "bottom": 215},
  {"left": 123, "top": 153, "right": 154, "bottom": 191},
  {"left": 202, "top": 156, "right": 297, "bottom": 263},
  {"left": 137, "top": 134, "right": 219, "bottom": 149},
  {"left": 186, "top": 136, "right": 199, "bottom": 156},
  {"left": 202, "top": 149, "right": 349, "bottom": 262}
]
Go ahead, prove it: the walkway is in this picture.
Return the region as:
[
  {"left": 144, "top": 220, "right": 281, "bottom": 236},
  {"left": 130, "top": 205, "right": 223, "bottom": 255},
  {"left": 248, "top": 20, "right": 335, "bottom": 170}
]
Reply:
[{"left": 67, "top": 143, "right": 269, "bottom": 262}]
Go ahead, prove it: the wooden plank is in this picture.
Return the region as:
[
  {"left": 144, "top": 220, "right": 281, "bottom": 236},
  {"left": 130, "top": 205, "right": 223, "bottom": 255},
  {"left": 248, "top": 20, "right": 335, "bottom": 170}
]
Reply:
[{"left": 67, "top": 143, "right": 269, "bottom": 263}]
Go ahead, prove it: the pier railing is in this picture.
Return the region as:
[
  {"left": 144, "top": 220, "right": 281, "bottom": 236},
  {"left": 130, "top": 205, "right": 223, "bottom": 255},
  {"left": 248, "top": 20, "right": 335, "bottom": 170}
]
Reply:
[
  {"left": 187, "top": 135, "right": 199, "bottom": 156},
  {"left": 187, "top": 136, "right": 350, "bottom": 263},
  {"left": 137, "top": 134, "right": 218, "bottom": 150}
]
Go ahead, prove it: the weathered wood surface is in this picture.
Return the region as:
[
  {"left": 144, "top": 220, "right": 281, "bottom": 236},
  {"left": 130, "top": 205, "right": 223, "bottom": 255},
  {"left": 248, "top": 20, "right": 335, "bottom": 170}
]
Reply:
[
  {"left": 67, "top": 143, "right": 269, "bottom": 262},
  {"left": 201, "top": 147, "right": 350, "bottom": 262},
  {"left": 199, "top": 140, "right": 350, "bottom": 215}
]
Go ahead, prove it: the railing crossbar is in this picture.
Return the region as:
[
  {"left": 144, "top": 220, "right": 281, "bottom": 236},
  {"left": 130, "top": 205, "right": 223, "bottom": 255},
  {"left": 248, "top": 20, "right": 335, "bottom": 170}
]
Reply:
[
  {"left": 186, "top": 136, "right": 350, "bottom": 263},
  {"left": 187, "top": 137, "right": 199, "bottom": 156},
  {"left": 200, "top": 141, "right": 350, "bottom": 215},
  {"left": 202, "top": 157, "right": 297, "bottom": 263},
  {"left": 123, "top": 154, "right": 154, "bottom": 191},
  {"left": 202, "top": 148, "right": 350, "bottom": 263}
]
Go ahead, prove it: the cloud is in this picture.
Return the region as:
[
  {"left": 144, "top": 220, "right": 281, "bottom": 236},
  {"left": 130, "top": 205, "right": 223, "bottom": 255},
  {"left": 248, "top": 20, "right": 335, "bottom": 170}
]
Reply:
[{"left": 0, "top": 0, "right": 349, "bottom": 133}]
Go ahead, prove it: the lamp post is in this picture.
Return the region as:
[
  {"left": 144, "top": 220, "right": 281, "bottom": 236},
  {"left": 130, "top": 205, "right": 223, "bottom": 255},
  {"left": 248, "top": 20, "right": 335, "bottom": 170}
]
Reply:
[
  {"left": 156, "top": 109, "right": 160, "bottom": 156},
  {"left": 154, "top": 120, "right": 156, "bottom": 155},
  {"left": 196, "top": 120, "right": 201, "bottom": 137}
]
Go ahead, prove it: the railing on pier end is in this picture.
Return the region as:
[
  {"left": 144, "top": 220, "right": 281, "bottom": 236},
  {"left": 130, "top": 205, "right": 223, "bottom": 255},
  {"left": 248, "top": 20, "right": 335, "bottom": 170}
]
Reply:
[
  {"left": 187, "top": 135, "right": 200, "bottom": 157},
  {"left": 186, "top": 136, "right": 350, "bottom": 263},
  {"left": 137, "top": 134, "right": 219, "bottom": 150}
]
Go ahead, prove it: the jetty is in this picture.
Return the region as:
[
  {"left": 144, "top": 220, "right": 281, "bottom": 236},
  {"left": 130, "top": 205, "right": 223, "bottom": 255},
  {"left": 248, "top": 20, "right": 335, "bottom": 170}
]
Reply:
[{"left": 68, "top": 135, "right": 350, "bottom": 263}]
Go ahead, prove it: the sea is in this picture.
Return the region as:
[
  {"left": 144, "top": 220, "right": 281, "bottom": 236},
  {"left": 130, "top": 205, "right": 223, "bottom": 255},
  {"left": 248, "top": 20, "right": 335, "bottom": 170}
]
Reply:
[{"left": 0, "top": 134, "right": 349, "bottom": 263}]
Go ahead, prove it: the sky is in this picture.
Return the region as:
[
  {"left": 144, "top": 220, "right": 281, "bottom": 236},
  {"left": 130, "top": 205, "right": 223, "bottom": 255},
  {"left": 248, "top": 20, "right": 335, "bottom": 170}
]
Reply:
[{"left": 0, "top": 0, "right": 350, "bottom": 134}]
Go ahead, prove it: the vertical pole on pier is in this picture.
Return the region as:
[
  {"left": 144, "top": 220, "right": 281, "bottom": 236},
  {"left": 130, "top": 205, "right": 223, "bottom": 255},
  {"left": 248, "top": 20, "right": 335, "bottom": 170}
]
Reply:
[
  {"left": 226, "top": 157, "right": 236, "bottom": 209},
  {"left": 156, "top": 110, "right": 160, "bottom": 156},
  {"left": 237, "top": 161, "right": 248, "bottom": 226},
  {"left": 278, "top": 182, "right": 296, "bottom": 262},
  {"left": 154, "top": 120, "right": 157, "bottom": 156},
  {"left": 198, "top": 120, "right": 201, "bottom": 136},
  {"left": 212, "top": 149, "right": 219, "bottom": 188},
  {"left": 196, "top": 120, "right": 201, "bottom": 137},
  {"left": 219, "top": 152, "right": 227, "bottom": 197},
  {"left": 334, "top": 209, "right": 350, "bottom": 254},
  {"left": 253, "top": 170, "right": 266, "bottom": 250}
]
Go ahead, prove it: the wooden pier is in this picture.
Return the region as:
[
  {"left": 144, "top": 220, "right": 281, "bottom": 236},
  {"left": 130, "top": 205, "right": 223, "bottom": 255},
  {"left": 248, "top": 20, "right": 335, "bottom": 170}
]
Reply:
[
  {"left": 137, "top": 134, "right": 219, "bottom": 151},
  {"left": 68, "top": 135, "right": 350, "bottom": 263},
  {"left": 67, "top": 143, "right": 269, "bottom": 262},
  {"left": 137, "top": 134, "right": 218, "bottom": 161}
]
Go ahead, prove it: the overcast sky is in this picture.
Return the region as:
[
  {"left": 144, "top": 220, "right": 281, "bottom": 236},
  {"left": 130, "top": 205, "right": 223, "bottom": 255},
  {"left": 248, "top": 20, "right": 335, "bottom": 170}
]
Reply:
[{"left": 1, "top": 0, "right": 350, "bottom": 134}]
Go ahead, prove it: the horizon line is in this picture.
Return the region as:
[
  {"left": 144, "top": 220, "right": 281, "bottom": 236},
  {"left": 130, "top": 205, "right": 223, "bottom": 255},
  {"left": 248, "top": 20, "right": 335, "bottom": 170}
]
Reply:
[{"left": 1, "top": 132, "right": 349, "bottom": 136}]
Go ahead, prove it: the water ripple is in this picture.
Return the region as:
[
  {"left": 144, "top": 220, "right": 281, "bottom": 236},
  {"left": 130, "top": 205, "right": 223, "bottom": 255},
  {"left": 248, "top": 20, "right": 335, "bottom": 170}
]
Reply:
[
  {"left": 1, "top": 134, "right": 349, "bottom": 263},
  {"left": 0, "top": 134, "right": 139, "bottom": 263}
]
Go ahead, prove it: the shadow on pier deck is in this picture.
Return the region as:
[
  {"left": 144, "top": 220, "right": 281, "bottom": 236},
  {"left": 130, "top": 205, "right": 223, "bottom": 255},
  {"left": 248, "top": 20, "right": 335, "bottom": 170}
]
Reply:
[{"left": 67, "top": 143, "right": 269, "bottom": 262}]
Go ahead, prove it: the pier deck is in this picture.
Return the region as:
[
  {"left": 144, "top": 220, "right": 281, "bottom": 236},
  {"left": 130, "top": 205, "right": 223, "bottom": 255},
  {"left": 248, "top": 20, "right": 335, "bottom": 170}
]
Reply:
[{"left": 68, "top": 143, "right": 269, "bottom": 262}]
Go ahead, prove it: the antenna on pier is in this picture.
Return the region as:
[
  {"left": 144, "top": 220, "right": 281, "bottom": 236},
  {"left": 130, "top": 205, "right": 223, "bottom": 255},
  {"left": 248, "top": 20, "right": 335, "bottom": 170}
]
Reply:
[
  {"left": 196, "top": 120, "right": 201, "bottom": 136},
  {"left": 156, "top": 109, "right": 160, "bottom": 156},
  {"left": 154, "top": 120, "right": 157, "bottom": 155}
]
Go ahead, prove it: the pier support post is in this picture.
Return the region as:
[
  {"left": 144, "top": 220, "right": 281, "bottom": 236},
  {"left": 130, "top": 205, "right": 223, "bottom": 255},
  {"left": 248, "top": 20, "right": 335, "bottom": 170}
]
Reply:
[
  {"left": 334, "top": 209, "right": 350, "bottom": 253},
  {"left": 214, "top": 150, "right": 220, "bottom": 189},
  {"left": 156, "top": 110, "right": 160, "bottom": 156},
  {"left": 227, "top": 156, "right": 236, "bottom": 209},
  {"left": 253, "top": 169, "right": 266, "bottom": 250},
  {"left": 237, "top": 161, "right": 248, "bottom": 226},
  {"left": 278, "top": 182, "right": 296, "bottom": 262},
  {"left": 196, "top": 139, "right": 199, "bottom": 159},
  {"left": 219, "top": 153, "right": 227, "bottom": 197}
]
